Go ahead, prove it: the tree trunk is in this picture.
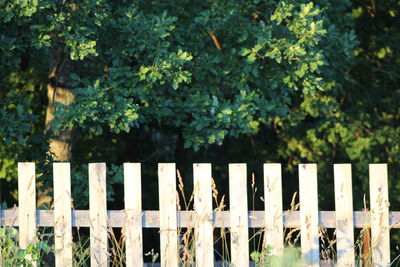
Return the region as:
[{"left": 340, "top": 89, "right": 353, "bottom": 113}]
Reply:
[
  {"left": 42, "top": 48, "right": 76, "bottom": 267},
  {"left": 42, "top": 48, "right": 75, "bottom": 214},
  {"left": 45, "top": 48, "right": 75, "bottom": 162}
]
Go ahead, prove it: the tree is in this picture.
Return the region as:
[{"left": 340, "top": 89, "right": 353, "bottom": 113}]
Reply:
[
  {"left": 0, "top": 0, "right": 357, "bottom": 201},
  {"left": 2, "top": 0, "right": 352, "bottom": 143}
]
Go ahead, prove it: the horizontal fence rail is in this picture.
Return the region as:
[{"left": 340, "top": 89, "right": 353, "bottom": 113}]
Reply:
[
  {"left": 2, "top": 210, "right": 400, "bottom": 228},
  {"left": 5, "top": 162, "right": 393, "bottom": 266}
]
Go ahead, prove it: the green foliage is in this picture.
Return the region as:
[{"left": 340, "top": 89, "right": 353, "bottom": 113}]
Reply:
[
  {"left": 0, "top": 0, "right": 355, "bottom": 149},
  {"left": 0, "top": 102, "right": 33, "bottom": 145},
  {"left": 25, "top": 0, "right": 344, "bottom": 151},
  {"left": 0, "top": 227, "right": 50, "bottom": 266},
  {"left": 251, "top": 246, "right": 303, "bottom": 267},
  {"left": 72, "top": 232, "right": 91, "bottom": 266}
]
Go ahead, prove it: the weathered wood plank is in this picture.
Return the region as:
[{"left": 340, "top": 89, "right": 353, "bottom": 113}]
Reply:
[
  {"left": 334, "top": 164, "right": 355, "bottom": 267},
  {"left": 124, "top": 163, "right": 143, "bottom": 267},
  {"left": 369, "top": 164, "right": 390, "bottom": 266},
  {"left": 299, "top": 164, "right": 320, "bottom": 266},
  {"left": 4, "top": 210, "right": 400, "bottom": 228},
  {"left": 53, "top": 163, "right": 73, "bottom": 267},
  {"left": 193, "top": 163, "right": 214, "bottom": 267},
  {"left": 229, "top": 164, "right": 249, "bottom": 267},
  {"left": 18, "top": 162, "right": 36, "bottom": 265},
  {"left": 89, "top": 163, "right": 108, "bottom": 267},
  {"left": 158, "top": 163, "right": 178, "bottom": 267},
  {"left": 263, "top": 163, "right": 283, "bottom": 255}
]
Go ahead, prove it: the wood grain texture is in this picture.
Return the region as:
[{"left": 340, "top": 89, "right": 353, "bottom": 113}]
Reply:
[
  {"left": 193, "top": 163, "right": 214, "bottom": 267},
  {"left": 229, "top": 164, "right": 249, "bottom": 267},
  {"left": 18, "top": 162, "right": 37, "bottom": 266},
  {"left": 124, "top": 163, "right": 143, "bottom": 267},
  {"left": 334, "top": 164, "right": 355, "bottom": 267},
  {"left": 89, "top": 163, "right": 108, "bottom": 267},
  {"left": 299, "top": 164, "right": 320, "bottom": 267},
  {"left": 18, "top": 162, "right": 37, "bottom": 248},
  {"left": 3, "top": 209, "right": 400, "bottom": 228},
  {"left": 158, "top": 163, "right": 178, "bottom": 267},
  {"left": 369, "top": 164, "right": 390, "bottom": 267},
  {"left": 264, "top": 163, "right": 283, "bottom": 255},
  {"left": 53, "top": 163, "right": 73, "bottom": 267}
]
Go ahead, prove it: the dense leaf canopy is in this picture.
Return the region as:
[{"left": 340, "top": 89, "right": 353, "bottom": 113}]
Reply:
[{"left": 1, "top": 0, "right": 355, "bottom": 146}]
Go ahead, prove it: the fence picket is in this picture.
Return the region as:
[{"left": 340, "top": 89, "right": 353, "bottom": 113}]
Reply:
[
  {"left": 10, "top": 161, "right": 400, "bottom": 267},
  {"left": 89, "top": 163, "right": 108, "bottom": 267},
  {"left": 263, "top": 163, "right": 284, "bottom": 256},
  {"left": 369, "top": 164, "right": 390, "bottom": 266},
  {"left": 299, "top": 164, "right": 320, "bottom": 266},
  {"left": 124, "top": 163, "right": 143, "bottom": 267},
  {"left": 193, "top": 163, "right": 214, "bottom": 267},
  {"left": 158, "top": 163, "right": 178, "bottom": 267},
  {"left": 18, "top": 162, "right": 36, "bottom": 265},
  {"left": 229, "top": 164, "right": 249, "bottom": 267},
  {"left": 334, "top": 164, "right": 355, "bottom": 267},
  {"left": 53, "top": 163, "right": 73, "bottom": 266}
]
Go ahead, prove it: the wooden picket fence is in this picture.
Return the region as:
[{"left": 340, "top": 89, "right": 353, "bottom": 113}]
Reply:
[{"left": 3, "top": 162, "right": 396, "bottom": 266}]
